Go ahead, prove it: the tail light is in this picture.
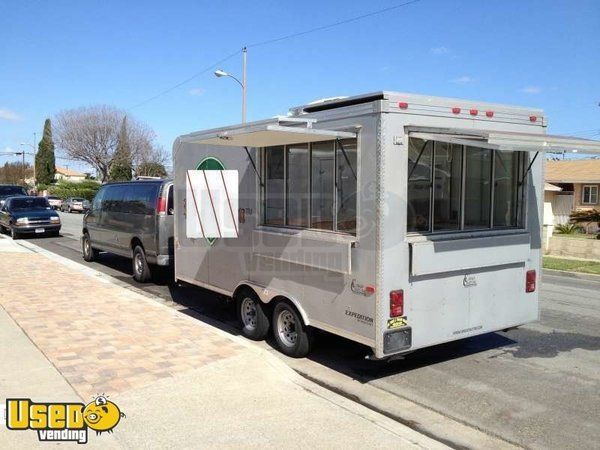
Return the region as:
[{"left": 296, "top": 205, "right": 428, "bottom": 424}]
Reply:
[
  {"left": 390, "top": 290, "right": 404, "bottom": 317},
  {"left": 157, "top": 196, "right": 167, "bottom": 215},
  {"left": 526, "top": 270, "right": 536, "bottom": 293}
]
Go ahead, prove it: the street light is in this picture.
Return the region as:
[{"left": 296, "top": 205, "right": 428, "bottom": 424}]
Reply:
[{"left": 214, "top": 47, "right": 247, "bottom": 123}]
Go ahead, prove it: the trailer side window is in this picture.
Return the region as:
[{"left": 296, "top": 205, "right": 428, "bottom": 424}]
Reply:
[
  {"left": 433, "top": 142, "right": 462, "bottom": 231},
  {"left": 407, "top": 139, "right": 433, "bottom": 232},
  {"left": 312, "top": 141, "right": 335, "bottom": 230},
  {"left": 407, "top": 138, "right": 525, "bottom": 234},
  {"left": 286, "top": 143, "right": 310, "bottom": 227},
  {"left": 493, "top": 151, "right": 520, "bottom": 227},
  {"left": 262, "top": 138, "right": 358, "bottom": 235},
  {"left": 336, "top": 139, "right": 357, "bottom": 233},
  {"left": 265, "top": 146, "right": 285, "bottom": 226},
  {"left": 464, "top": 147, "right": 492, "bottom": 229}
]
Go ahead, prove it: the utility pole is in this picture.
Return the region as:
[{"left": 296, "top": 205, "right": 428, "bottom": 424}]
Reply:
[
  {"left": 33, "top": 132, "right": 37, "bottom": 183},
  {"left": 242, "top": 47, "right": 247, "bottom": 124}
]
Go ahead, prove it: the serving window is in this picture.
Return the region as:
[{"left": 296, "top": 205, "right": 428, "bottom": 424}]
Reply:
[
  {"left": 407, "top": 137, "right": 526, "bottom": 234},
  {"left": 262, "top": 138, "right": 357, "bottom": 235}
]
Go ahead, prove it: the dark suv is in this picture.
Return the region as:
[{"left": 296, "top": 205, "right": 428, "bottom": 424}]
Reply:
[
  {"left": 0, "top": 185, "right": 28, "bottom": 206},
  {"left": 82, "top": 180, "right": 173, "bottom": 282}
]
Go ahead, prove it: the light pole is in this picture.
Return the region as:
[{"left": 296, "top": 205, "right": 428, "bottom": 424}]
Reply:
[{"left": 214, "top": 47, "right": 247, "bottom": 123}]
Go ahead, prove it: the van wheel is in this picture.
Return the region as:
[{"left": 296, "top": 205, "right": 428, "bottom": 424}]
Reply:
[
  {"left": 10, "top": 227, "right": 19, "bottom": 240},
  {"left": 272, "top": 302, "right": 312, "bottom": 358},
  {"left": 82, "top": 233, "right": 99, "bottom": 262},
  {"left": 236, "top": 290, "right": 270, "bottom": 340},
  {"left": 132, "top": 245, "right": 151, "bottom": 282}
]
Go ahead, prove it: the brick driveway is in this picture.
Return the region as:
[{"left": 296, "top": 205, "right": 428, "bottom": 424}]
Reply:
[{"left": 0, "top": 252, "right": 243, "bottom": 399}]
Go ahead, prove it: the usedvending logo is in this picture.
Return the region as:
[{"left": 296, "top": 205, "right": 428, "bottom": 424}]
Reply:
[{"left": 3, "top": 395, "right": 125, "bottom": 444}]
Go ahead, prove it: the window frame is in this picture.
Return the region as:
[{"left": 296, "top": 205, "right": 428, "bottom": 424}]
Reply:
[
  {"left": 260, "top": 137, "right": 358, "bottom": 236},
  {"left": 407, "top": 138, "right": 527, "bottom": 235},
  {"left": 582, "top": 185, "right": 599, "bottom": 205}
]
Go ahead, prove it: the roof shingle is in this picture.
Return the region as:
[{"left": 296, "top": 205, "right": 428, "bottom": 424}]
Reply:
[{"left": 545, "top": 159, "right": 600, "bottom": 183}]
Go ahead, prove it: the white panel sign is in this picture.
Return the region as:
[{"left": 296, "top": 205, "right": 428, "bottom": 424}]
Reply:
[{"left": 186, "top": 170, "right": 239, "bottom": 239}]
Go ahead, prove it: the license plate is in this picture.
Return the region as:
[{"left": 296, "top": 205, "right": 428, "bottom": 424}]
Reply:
[{"left": 35, "top": 228, "right": 45, "bottom": 233}]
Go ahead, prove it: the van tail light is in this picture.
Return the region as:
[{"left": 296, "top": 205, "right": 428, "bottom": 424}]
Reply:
[
  {"left": 390, "top": 290, "right": 404, "bottom": 317},
  {"left": 526, "top": 270, "right": 536, "bottom": 293},
  {"left": 157, "top": 196, "right": 167, "bottom": 215}
]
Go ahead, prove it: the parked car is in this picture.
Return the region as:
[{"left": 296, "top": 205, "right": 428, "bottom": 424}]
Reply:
[
  {"left": 0, "top": 185, "right": 28, "bottom": 207},
  {"left": 46, "top": 196, "right": 63, "bottom": 210},
  {"left": 61, "top": 197, "right": 90, "bottom": 213},
  {"left": 82, "top": 179, "right": 174, "bottom": 282},
  {"left": 0, "top": 196, "right": 61, "bottom": 239}
]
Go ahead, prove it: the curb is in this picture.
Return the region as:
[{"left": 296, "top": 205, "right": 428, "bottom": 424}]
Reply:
[
  {"left": 542, "top": 267, "right": 600, "bottom": 281},
  {"left": 2, "top": 235, "right": 449, "bottom": 449}
]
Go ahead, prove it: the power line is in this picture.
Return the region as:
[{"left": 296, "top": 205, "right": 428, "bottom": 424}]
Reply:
[
  {"left": 127, "top": 0, "right": 421, "bottom": 110},
  {"left": 247, "top": 0, "right": 420, "bottom": 48},
  {"left": 128, "top": 49, "right": 242, "bottom": 110}
]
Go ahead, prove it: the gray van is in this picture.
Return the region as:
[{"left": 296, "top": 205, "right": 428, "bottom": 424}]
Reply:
[{"left": 82, "top": 179, "right": 174, "bottom": 282}]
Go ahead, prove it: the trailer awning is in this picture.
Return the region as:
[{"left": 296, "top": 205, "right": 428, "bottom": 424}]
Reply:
[
  {"left": 183, "top": 117, "right": 356, "bottom": 147},
  {"left": 408, "top": 127, "right": 600, "bottom": 154}
]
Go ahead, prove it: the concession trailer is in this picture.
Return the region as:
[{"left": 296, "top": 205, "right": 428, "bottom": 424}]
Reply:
[{"left": 173, "top": 91, "right": 600, "bottom": 358}]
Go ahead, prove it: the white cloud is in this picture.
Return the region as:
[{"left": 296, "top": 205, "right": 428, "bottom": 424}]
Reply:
[
  {"left": 188, "top": 88, "right": 206, "bottom": 97},
  {"left": 450, "top": 76, "right": 475, "bottom": 84},
  {"left": 519, "top": 86, "right": 542, "bottom": 94},
  {"left": 430, "top": 46, "right": 449, "bottom": 55},
  {"left": 0, "top": 108, "right": 21, "bottom": 121}
]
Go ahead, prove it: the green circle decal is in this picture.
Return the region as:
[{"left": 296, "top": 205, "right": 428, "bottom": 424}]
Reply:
[
  {"left": 196, "top": 157, "right": 226, "bottom": 245},
  {"left": 196, "top": 156, "right": 225, "bottom": 171}
]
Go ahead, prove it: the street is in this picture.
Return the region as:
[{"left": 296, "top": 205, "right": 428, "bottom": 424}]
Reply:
[{"left": 28, "top": 212, "right": 600, "bottom": 449}]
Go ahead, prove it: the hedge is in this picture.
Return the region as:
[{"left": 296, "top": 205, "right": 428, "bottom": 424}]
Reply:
[{"left": 47, "top": 180, "right": 101, "bottom": 201}]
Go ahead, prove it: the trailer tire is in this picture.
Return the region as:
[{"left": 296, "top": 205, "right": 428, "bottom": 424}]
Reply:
[
  {"left": 236, "top": 290, "right": 270, "bottom": 341},
  {"left": 272, "top": 301, "right": 312, "bottom": 358}
]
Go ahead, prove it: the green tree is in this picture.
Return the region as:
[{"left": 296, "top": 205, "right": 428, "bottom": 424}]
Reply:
[
  {"left": 136, "top": 161, "right": 168, "bottom": 178},
  {"left": 109, "top": 116, "right": 133, "bottom": 181},
  {"left": 35, "top": 119, "right": 56, "bottom": 185}
]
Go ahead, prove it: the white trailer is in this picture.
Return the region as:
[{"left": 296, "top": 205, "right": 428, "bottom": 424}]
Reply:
[{"left": 173, "top": 91, "right": 600, "bottom": 358}]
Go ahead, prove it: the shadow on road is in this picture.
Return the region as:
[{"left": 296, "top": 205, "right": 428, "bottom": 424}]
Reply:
[{"left": 40, "top": 240, "right": 599, "bottom": 382}]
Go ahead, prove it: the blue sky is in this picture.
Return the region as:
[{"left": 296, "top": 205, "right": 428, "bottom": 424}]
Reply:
[{"left": 1, "top": 0, "right": 599, "bottom": 172}]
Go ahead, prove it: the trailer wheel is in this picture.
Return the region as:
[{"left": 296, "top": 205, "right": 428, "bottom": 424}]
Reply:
[
  {"left": 236, "top": 290, "right": 270, "bottom": 341},
  {"left": 272, "top": 302, "right": 312, "bottom": 358}
]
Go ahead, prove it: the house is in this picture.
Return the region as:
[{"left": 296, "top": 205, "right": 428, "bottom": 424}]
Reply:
[
  {"left": 544, "top": 159, "right": 600, "bottom": 232},
  {"left": 55, "top": 166, "right": 87, "bottom": 183}
]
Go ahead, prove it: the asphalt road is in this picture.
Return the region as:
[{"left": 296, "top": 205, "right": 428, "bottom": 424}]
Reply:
[{"left": 28, "top": 212, "right": 600, "bottom": 449}]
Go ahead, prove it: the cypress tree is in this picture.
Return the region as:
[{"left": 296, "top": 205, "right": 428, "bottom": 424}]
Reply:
[
  {"left": 35, "top": 119, "right": 56, "bottom": 185},
  {"left": 109, "top": 116, "right": 133, "bottom": 181}
]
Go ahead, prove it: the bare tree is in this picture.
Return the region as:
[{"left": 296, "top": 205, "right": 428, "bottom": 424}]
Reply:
[{"left": 54, "top": 106, "right": 164, "bottom": 182}]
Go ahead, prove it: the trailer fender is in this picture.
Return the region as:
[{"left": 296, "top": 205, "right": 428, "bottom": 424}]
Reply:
[{"left": 233, "top": 281, "right": 310, "bottom": 326}]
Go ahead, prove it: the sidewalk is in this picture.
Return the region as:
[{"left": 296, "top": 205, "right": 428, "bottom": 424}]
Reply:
[{"left": 0, "top": 235, "right": 446, "bottom": 449}]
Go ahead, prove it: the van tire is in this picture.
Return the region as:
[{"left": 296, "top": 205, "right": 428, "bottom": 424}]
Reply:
[
  {"left": 132, "top": 245, "right": 152, "bottom": 282},
  {"left": 10, "top": 227, "right": 19, "bottom": 240},
  {"left": 272, "top": 302, "right": 312, "bottom": 358},
  {"left": 82, "top": 233, "right": 99, "bottom": 262},
  {"left": 236, "top": 290, "right": 270, "bottom": 341}
]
